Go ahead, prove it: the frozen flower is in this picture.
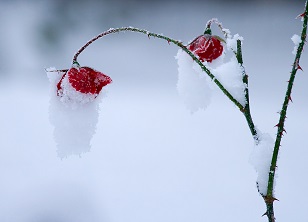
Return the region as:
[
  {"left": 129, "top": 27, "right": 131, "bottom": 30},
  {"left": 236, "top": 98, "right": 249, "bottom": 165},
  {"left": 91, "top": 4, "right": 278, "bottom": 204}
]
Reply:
[
  {"left": 57, "top": 66, "right": 112, "bottom": 96},
  {"left": 188, "top": 34, "right": 224, "bottom": 63}
]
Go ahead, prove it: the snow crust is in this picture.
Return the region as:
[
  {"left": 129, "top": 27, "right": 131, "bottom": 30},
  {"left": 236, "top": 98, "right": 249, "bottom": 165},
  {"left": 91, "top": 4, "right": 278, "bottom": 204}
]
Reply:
[
  {"left": 249, "top": 132, "right": 275, "bottom": 195},
  {"left": 46, "top": 67, "right": 103, "bottom": 158},
  {"left": 291, "top": 34, "right": 301, "bottom": 55}
]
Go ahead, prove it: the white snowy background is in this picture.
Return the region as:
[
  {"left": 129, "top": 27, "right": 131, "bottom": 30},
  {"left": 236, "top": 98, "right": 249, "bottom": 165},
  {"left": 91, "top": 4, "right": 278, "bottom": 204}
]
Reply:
[{"left": 0, "top": 0, "right": 307, "bottom": 222}]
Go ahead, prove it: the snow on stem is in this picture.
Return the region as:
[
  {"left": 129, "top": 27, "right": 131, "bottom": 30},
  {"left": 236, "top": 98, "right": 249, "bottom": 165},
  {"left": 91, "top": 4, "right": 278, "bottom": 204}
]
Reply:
[
  {"left": 204, "top": 19, "right": 258, "bottom": 142},
  {"left": 50, "top": 3, "right": 307, "bottom": 220},
  {"left": 72, "top": 26, "right": 244, "bottom": 112},
  {"left": 205, "top": 18, "right": 232, "bottom": 40},
  {"left": 235, "top": 39, "right": 259, "bottom": 143},
  {"left": 264, "top": 1, "right": 308, "bottom": 222}
]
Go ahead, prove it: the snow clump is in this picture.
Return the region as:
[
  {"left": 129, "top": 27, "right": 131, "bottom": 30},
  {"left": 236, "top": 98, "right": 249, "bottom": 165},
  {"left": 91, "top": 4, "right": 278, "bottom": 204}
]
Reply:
[
  {"left": 291, "top": 34, "right": 301, "bottom": 55},
  {"left": 175, "top": 49, "right": 212, "bottom": 113},
  {"left": 46, "top": 67, "right": 103, "bottom": 158},
  {"left": 249, "top": 132, "right": 275, "bottom": 195},
  {"left": 211, "top": 57, "right": 247, "bottom": 106},
  {"left": 175, "top": 32, "right": 247, "bottom": 111},
  {"left": 226, "top": 34, "right": 244, "bottom": 52}
]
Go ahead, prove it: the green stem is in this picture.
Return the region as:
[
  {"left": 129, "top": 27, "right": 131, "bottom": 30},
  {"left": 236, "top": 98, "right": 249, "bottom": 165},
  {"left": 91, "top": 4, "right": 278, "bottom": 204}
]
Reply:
[
  {"left": 265, "top": 1, "right": 308, "bottom": 221},
  {"left": 236, "top": 39, "right": 259, "bottom": 143},
  {"left": 265, "top": 203, "right": 275, "bottom": 222},
  {"left": 73, "top": 27, "right": 244, "bottom": 111}
]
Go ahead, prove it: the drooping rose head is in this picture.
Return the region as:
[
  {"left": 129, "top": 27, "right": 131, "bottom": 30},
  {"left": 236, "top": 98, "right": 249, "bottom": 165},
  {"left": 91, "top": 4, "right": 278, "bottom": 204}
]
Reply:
[
  {"left": 57, "top": 66, "right": 112, "bottom": 96},
  {"left": 188, "top": 34, "right": 223, "bottom": 63}
]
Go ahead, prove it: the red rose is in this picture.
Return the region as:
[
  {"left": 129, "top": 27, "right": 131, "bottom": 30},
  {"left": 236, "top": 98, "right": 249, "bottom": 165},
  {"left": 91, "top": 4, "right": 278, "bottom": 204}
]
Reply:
[
  {"left": 188, "top": 34, "right": 223, "bottom": 63},
  {"left": 57, "top": 66, "right": 112, "bottom": 96}
]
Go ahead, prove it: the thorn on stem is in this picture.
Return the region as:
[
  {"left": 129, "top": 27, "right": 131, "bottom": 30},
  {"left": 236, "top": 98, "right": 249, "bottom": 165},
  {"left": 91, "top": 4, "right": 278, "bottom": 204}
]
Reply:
[
  {"left": 296, "top": 12, "right": 306, "bottom": 19},
  {"left": 297, "top": 64, "right": 303, "bottom": 71},
  {"left": 278, "top": 128, "right": 287, "bottom": 137},
  {"left": 274, "top": 123, "right": 281, "bottom": 128},
  {"left": 283, "top": 128, "right": 287, "bottom": 134},
  {"left": 263, "top": 195, "right": 279, "bottom": 204},
  {"left": 288, "top": 95, "right": 293, "bottom": 103},
  {"left": 295, "top": 58, "right": 303, "bottom": 71}
]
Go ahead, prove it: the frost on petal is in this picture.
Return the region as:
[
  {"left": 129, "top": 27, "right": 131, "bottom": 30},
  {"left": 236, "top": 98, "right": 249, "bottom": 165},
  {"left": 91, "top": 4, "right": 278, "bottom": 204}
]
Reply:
[
  {"left": 175, "top": 49, "right": 212, "bottom": 113},
  {"left": 249, "top": 132, "right": 275, "bottom": 195},
  {"left": 58, "top": 73, "right": 97, "bottom": 108},
  {"left": 211, "top": 57, "right": 247, "bottom": 106},
  {"left": 188, "top": 34, "right": 224, "bottom": 63},
  {"left": 46, "top": 67, "right": 105, "bottom": 158},
  {"left": 291, "top": 34, "right": 301, "bottom": 55}
]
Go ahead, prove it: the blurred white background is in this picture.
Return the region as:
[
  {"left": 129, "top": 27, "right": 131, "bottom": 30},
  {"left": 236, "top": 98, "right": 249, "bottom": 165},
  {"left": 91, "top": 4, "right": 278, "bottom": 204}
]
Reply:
[{"left": 0, "top": 0, "right": 307, "bottom": 222}]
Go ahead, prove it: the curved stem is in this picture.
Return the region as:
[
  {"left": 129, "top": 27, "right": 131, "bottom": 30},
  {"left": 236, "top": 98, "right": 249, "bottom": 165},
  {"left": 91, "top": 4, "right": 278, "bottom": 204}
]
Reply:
[
  {"left": 206, "top": 18, "right": 232, "bottom": 40},
  {"left": 73, "top": 27, "right": 244, "bottom": 111},
  {"left": 264, "top": 1, "right": 308, "bottom": 221}
]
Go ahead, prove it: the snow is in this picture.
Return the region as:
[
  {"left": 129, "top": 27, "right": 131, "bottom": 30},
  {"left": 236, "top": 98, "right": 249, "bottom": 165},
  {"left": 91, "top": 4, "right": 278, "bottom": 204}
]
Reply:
[
  {"left": 291, "top": 34, "right": 301, "bottom": 55},
  {"left": 249, "top": 132, "right": 275, "bottom": 196},
  {"left": 226, "top": 34, "right": 244, "bottom": 52},
  {"left": 58, "top": 73, "right": 98, "bottom": 106},
  {"left": 176, "top": 33, "right": 247, "bottom": 110},
  {"left": 46, "top": 67, "right": 103, "bottom": 158},
  {"left": 205, "top": 18, "right": 243, "bottom": 53},
  {"left": 175, "top": 49, "right": 212, "bottom": 113},
  {"left": 211, "top": 57, "right": 247, "bottom": 106},
  {"left": 176, "top": 31, "right": 268, "bottom": 194},
  {"left": 1, "top": 1, "right": 308, "bottom": 222}
]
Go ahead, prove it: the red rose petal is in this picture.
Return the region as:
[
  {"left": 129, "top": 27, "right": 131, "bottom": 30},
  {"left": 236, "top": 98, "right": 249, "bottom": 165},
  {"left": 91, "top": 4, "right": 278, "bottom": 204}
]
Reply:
[
  {"left": 188, "top": 34, "right": 223, "bottom": 63},
  {"left": 57, "top": 66, "right": 112, "bottom": 96}
]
